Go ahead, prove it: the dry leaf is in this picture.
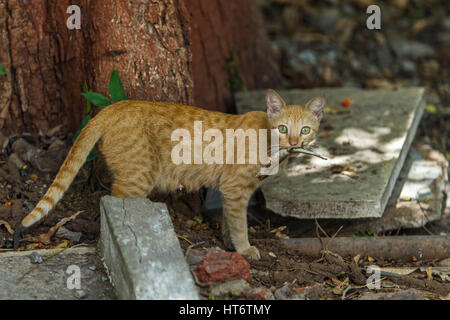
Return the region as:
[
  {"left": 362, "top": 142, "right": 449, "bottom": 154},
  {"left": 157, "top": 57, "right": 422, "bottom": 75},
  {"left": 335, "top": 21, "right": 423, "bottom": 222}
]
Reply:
[
  {"left": 270, "top": 226, "right": 287, "bottom": 233},
  {"left": 365, "top": 78, "right": 395, "bottom": 89},
  {"left": 429, "top": 267, "right": 450, "bottom": 282},
  {"left": 0, "top": 219, "right": 14, "bottom": 234},
  {"left": 26, "top": 243, "right": 40, "bottom": 250},
  {"left": 55, "top": 240, "right": 69, "bottom": 249},
  {"left": 332, "top": 277, "right": 349, "bottom": 295},
  {"left": 412, "top": 18, "right": 431, "bottom": 34},
  {"left": 426, "top": 267, "right": 433, "bottom": 281},
  {"left": 341, "top": 171, "right": 359, "bottom": 179},
  {"left": 275, "top": 231, "right": 290, "bottom": 239},
  {"left": 379, "top": 267, "right": 418, "bottom": 277},
  {"left": 25, "top": 211, "right": 83, "bottom": 245},
  {"left": 381, "top": 157, "right": 396, "bottom": 167}
]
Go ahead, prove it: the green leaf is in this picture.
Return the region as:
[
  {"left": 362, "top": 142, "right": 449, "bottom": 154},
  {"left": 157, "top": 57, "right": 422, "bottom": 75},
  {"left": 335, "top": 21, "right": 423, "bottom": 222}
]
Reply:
[
  {"left": 81, "top": 92, "right": 111, "bottom": 107},
  {"left": 83, "top": 82, "right": 92, "bottom": 114},
  {"left": 72, "top": 114, "right": 91, "bottom": 144},
  {"left": 0, "top": 63, "right": 6, "bottom": 75},
  {"left": 108, "top": 70, "right": 129, "bottom": 102},
  {"left": 86, "top": 149, "right": 98, "bottom": 162},
  {"left": 425, "top": 104, "right": 437, "bottom": 114}
]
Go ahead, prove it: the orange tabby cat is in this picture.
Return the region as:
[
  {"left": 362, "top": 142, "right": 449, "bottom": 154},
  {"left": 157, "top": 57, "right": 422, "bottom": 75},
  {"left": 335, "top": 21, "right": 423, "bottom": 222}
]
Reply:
[{"left": 15, "top": 89, "right": 325, "bottom": 259}]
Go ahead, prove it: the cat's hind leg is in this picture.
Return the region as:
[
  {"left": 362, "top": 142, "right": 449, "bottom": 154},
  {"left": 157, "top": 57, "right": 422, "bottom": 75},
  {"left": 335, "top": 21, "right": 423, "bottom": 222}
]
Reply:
[
  {"left": 111, "top": 170, "right": 155, "bottom": 199},
  {"left": 100, "top": 134, "right": 159, "bottom": 199}
]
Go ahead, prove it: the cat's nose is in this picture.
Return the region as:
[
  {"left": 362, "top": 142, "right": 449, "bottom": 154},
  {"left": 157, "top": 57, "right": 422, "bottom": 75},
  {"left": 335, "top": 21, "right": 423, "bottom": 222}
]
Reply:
[{"left": 289, "top": 139, "right": 298, "bottom": 146}]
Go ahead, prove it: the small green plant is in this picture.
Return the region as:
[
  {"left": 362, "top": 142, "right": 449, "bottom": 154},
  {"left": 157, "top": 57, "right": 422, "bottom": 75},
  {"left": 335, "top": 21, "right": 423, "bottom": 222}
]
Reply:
[
  {"left": 74, "top": 70, "right": 129, "bottom": 162},
  {"left": 353, "top": 231, "right": 377, "bottom": 237},
  {"left": 223, "top": 49, "right": 247, "bottom": 93},
  {"left": 0, "top": 63, "right": 6, "bottom": 75}
]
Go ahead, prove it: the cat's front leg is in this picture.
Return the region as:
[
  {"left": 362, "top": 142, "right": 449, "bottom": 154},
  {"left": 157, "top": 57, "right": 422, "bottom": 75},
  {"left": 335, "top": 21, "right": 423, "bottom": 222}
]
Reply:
[{"left": 221, "top": 187, "right": 261, "bottom": 260}]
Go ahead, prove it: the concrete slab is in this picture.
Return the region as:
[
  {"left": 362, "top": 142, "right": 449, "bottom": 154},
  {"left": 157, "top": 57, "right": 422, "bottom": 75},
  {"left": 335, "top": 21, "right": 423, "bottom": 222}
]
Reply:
[
  {"left": 0, "top": 247, "right": 114, "bottom": 300},
  {"left": 235, "top": 87, "right": 425, "bottom": 218},
  {"left": 343, "top": 143, "right": 448, "bottom": 232},
  {"left": 100, "top": 196, "right": 199, "bottom": 300}
]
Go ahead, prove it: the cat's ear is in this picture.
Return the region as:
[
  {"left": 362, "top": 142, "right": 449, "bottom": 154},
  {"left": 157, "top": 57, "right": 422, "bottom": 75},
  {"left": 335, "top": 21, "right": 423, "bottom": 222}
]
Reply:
[
  {"left": 306, "top": 95, "right": 326, "bottom": 122},
  {"left": 266, "top": 89, "right": 286, "bottom": 119}
]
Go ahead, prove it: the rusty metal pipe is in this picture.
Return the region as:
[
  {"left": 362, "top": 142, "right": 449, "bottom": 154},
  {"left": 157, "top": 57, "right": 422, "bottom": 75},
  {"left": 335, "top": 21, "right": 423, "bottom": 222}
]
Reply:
[{"left": 267, "top": 235, "right": 450, "bottom": 260}]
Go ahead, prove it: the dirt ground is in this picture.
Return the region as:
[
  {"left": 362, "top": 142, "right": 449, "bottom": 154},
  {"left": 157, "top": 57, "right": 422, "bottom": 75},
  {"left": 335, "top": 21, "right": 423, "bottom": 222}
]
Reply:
[
  {"left": 0, "top": 133, "right": 448, "bottom": 300},
  {"left": 1, "top": 0, "right": 449, "bottom": 300}
]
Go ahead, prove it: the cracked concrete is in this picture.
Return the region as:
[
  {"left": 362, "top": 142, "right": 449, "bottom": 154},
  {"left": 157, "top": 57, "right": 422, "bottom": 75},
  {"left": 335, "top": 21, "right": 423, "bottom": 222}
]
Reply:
[
  {"left": 0, "top": 247, "right": 114, "bottom": 300},
  {"left": 100, "top": 196, "right": 199, "bottom": 300}
]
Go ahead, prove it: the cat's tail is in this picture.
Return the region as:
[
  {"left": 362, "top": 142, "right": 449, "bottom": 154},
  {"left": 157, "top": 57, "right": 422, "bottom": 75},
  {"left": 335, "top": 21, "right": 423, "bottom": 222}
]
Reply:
[{"left": 18, "top": 115, "right": 106, "bottom": 230}]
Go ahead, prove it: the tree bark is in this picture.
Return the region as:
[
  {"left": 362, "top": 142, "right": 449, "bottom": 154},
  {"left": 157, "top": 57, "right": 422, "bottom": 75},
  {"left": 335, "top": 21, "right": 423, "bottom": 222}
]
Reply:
[
  {"left": 0, "top": 0, "right": 192, "bottom": 134},
  {"left": 186, "top": 0, "right": 281, "bottom": 113},
  {"left": 0, "top": 0, "right": 279, "bottom": 134}
]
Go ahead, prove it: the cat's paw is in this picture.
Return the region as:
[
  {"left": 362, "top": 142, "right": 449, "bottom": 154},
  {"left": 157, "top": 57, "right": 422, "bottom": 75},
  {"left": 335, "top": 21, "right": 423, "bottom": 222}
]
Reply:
[{"left": 240, "top": 246, "right": 261, "bottom": 260}]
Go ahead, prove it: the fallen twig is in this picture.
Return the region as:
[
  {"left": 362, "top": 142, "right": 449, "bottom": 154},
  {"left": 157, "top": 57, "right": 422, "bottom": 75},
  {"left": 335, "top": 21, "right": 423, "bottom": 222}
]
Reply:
[
  {"left": 16, "top": 246, "right": 69, "bottom": 285},
  {"left": 0, "top": 219, "right": 14, "bottom": 234},
  {"left": 177, "top": 235, "right": 193, "bottom": 246},
  {"left": 184, "top": 241, "right": 206, "bottom": 259},
  {"left": 22, "top": 211, "right": 83, "bottom": 245},
  {"left": 324, "top": 225, "right": 343, "bottom": 253}
]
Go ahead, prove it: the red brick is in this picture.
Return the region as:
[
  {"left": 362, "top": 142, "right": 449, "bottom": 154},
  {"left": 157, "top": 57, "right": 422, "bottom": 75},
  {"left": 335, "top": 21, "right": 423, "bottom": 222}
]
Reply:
[{"left": 196, "top": 252, "right": 251, "bottom": 284}]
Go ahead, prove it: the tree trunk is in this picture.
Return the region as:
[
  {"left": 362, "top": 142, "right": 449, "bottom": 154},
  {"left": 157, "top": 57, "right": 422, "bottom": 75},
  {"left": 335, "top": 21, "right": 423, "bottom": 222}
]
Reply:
[
  {"left": 186, "top": 0, "right": 281, "bottom": 113},
  {"left": 0, "top": 0, "right": 192, "bottom": 135},
  {"left": 0, "top": 0, "right": 279, "bottom": 134}
]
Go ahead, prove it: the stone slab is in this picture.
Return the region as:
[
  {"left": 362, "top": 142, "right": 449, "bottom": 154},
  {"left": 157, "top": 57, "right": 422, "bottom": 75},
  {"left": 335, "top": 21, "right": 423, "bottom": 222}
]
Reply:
[
  {"left": 342, "top": 143, "right": 448, "bottom": 233},
  {"left": 235, "top": 87, "right": 425, "bottom": 218},
  {"left": 100, "top": 196, "right": 199, "bottom": 300},
  {"left": 0, "top": 247, "right": 113, "bottom": 300}
]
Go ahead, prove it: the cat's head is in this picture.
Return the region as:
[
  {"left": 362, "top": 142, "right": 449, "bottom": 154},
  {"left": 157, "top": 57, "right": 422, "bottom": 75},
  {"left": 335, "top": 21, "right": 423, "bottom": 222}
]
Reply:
[{"left": 266, "top": 89, "right": 325, "bottom": 150}]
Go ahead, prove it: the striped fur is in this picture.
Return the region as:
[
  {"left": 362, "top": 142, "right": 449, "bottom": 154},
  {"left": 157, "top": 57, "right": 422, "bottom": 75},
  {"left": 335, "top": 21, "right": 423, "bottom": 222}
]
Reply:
[
  {"left": 21, "top": 115, "right": 106, "bottom": 228},
  {"left": 19, "top": 90, "right": 324, "bottom": 260}
]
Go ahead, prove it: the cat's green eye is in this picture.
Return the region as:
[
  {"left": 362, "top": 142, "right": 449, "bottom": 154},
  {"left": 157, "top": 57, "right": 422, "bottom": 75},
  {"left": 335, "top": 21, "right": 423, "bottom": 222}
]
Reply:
[
  {"left": 301, "top": 126, "right": 311, "bottom": 135},
  {"left": 278, "top": 125, "right": 288, "bottom": 134}
]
